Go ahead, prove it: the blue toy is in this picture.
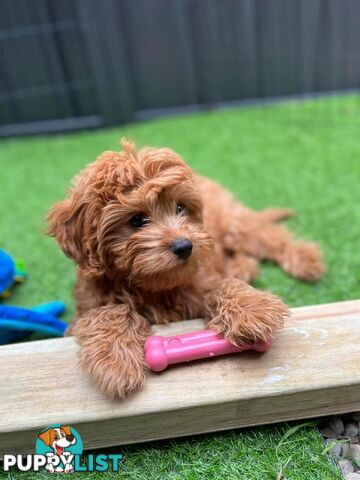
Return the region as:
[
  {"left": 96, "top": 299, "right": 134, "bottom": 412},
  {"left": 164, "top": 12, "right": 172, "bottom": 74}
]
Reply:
[
  {"left": 0, "top": 249, "right": 27, "bottom": 298},
  {"left": 0, "top": 249, "right": 67, "bottom": 344},
  {"left": 0, "top": 301, "right": 67, "bottom": 344}
]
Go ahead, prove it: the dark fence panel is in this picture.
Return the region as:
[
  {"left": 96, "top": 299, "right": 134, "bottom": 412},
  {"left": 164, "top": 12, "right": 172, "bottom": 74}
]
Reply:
[
  {"left": 0, "top": 0, "right": 359, "bottom": 136},
  {"left": 0, "top": 0, "right": 98, "bottom": 127},
  {"left": 122, "top": 0, "right": 198, "bottom": 109}
]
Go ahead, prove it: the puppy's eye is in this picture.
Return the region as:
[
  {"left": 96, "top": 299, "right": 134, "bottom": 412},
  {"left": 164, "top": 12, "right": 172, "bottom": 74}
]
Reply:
[
  {"left": 54, "top": 434, "right": 59, "bottom": 440},
  {"left": 176, "top": 203, "right": 186, "bottom": 215},
  {"left": 130, "top": 214, "right": 148, "bottom": 228}
]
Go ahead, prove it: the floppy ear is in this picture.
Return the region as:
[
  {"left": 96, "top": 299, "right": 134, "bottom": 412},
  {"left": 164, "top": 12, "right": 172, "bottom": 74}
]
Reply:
[
  {"left": 61, "top": 425, "right": 72, "bottom": 436},
  {"left": 47, "top": 193, "right": 105, "bottom": 277},
  {"left": 38, "top": 429, "right": 52, "bottom": 446},
  {"left": 47, "top": 196, "right": 85, "bottom": 264}
]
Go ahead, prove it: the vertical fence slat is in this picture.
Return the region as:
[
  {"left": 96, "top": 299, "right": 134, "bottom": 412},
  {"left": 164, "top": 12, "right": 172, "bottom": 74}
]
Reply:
[
  {"left": 174, "top": 0, "right": 198, "bottom": 105},
  {"left": 121, "top": 0, "right": 199, "bottom": 110},
  {"left": 77, "top": 0, "right": 134, "bottom": 124},
  {"left": 346, "top": 0, "right": 360, "bottom": 88}
]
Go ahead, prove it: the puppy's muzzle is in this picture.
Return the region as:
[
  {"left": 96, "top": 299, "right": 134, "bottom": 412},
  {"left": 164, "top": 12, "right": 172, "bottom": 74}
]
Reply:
[{"left": 171, "top": 238, "right": 193, "bottom": 259}]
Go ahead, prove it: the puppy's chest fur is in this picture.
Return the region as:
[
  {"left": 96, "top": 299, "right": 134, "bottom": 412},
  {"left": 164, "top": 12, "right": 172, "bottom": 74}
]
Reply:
[{"left": 74, "top": 274, "right": 206, "bottom": 325}]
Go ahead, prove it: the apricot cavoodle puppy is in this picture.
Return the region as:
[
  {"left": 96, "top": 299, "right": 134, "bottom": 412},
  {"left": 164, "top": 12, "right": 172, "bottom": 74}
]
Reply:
[{"left": 48, "top": 139, "right": 325, "bottom": 398}]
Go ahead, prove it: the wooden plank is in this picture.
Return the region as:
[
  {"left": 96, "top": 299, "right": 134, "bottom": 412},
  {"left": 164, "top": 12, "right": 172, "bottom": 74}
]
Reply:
[{"left": 0, "top": 299, "right": 359, "bottom": 456}]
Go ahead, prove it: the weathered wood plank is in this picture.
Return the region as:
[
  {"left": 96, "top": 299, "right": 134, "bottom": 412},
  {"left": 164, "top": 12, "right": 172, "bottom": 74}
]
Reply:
[{"left": 0, "top": 299, "right": 359, "bottom": 455}]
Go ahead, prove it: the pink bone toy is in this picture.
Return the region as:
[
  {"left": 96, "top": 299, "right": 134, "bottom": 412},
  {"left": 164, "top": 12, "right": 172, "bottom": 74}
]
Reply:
[{"left": 144, "top": 329, "right": 272, "bottom": 372}]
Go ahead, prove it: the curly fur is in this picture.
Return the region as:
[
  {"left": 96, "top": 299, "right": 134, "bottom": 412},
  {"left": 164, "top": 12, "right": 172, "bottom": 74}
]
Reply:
[{"left": 48, "top": 139, "right": 325, "bottom": 398}]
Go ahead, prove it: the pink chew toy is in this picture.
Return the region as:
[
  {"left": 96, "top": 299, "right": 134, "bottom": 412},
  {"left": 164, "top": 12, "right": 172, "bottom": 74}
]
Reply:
[{"left": 144, "top": 329, "right": 272, "bottom": 372}]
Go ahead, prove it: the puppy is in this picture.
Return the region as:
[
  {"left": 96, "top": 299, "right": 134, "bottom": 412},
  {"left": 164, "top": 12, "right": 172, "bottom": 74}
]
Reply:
[{"left": 48, "top": 140, "right": 325, "bottom": 398}]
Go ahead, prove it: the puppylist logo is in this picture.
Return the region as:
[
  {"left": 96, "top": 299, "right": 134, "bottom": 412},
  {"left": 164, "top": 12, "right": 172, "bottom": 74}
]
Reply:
[{"left": 3, "top": 424, "right": 123, "bottom": 473}]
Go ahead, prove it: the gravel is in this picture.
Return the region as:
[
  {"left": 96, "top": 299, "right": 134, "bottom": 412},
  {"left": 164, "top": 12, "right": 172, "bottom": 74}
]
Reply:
[
  {"left": 345, "top": 423, "right": 360, "bottom": 438},
  {"left": 344, "top": 474, "right": 360, "bottom": 480},
  {"left": 326, "top": 438, "right": 342, "bottom": 457},
  {"left": 321, "top": 413, "right": 360, "bottom": 479},
  {"left": 329, "top": 417, "right": 346, "bottom": 436}
]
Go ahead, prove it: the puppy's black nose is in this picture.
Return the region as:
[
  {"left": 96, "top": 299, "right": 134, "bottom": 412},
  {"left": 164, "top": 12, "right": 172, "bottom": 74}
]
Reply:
[
  {"left": 66, "top": 434, "right": 75, "bottom": 442},
  {"left": 171, "top": 238, "right": 193, "bottom": 259}
]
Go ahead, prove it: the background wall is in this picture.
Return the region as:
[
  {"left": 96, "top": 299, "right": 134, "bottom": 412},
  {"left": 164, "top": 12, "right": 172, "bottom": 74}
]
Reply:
[{"left": 1, "top": 0, "right": 359, "bottom": 136}]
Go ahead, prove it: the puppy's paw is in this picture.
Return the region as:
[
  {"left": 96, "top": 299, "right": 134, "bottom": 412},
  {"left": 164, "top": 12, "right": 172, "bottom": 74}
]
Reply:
[
  {"left": 206, "top": 279, "right": 289, "bottom": 345},
  {"left": 283, "top": 242, "right": 326, "bottom": 282},
  {"left": 226, "top": 255, "right": 259, "bottom": 283},
  {"left": 80, "top": 344, "right": 145, "bottom": 399},
  {"left": 107, "top": 364, "right": 145, "bottom": 399}
]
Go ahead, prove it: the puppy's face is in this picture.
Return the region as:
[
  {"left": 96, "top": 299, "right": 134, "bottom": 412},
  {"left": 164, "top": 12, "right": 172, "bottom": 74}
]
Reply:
[{"left": 48, "top": 141, "right": 213, "bottom": 291}]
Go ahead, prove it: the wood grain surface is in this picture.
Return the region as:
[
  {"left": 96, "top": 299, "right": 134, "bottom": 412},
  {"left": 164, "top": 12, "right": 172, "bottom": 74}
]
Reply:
[{"left": 0, "top": 299, "right": 359, "bottom": 455}]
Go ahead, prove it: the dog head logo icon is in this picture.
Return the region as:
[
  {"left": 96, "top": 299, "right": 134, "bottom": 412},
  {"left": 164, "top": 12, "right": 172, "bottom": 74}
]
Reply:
[{"left": 36, "top": 424, "right": 83, "bottom": 473}]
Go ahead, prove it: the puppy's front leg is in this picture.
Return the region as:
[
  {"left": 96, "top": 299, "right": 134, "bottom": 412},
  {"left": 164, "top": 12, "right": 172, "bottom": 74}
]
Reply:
[
  {"left": 204, "top": 278, "right": 289, "bottom": 345},
  {"left": 71, "top": 305, "right": 150, "bottom": 399}
]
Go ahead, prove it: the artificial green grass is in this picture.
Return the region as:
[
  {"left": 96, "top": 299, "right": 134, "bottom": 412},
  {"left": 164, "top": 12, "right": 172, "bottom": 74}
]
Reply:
[
  {"left": 2, "top": 424, "right": 339, "bottom": 480},
  {"left": 1, "top": 94, "right": 359, "bottom": 478}
]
